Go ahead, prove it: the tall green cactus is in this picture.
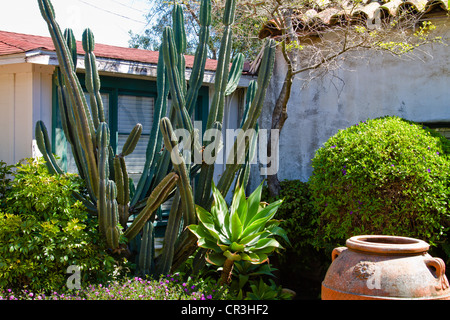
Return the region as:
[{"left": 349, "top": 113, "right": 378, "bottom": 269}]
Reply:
[
  {"left": 158, "top": 0, "right": 277, "bottom": 273},
  {"left": 35, "top": 0, "right": 276, "bottom": 278}
]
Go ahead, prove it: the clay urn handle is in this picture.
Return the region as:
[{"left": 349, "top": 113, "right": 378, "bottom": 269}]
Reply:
[
  {"left": 331, "top": 247, "right": 347, "bottom": 262},
  {"left": 425, "top": 257, "right": 450, "bottom": 290},
  {"left": 425, "top": 257, "right": 445, "bottom": 278}
]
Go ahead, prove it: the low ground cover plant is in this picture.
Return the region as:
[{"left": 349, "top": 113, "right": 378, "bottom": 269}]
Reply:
[{"left": 0, "top": 273, "right": 227, "bottom": 300}]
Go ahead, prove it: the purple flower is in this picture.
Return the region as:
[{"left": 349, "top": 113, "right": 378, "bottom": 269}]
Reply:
[
  {"left": 331, "top": 145, "right": 336, "bottom": 148},
  {"left": 428, "top": 169, "right": 431, "bottom": 173}
]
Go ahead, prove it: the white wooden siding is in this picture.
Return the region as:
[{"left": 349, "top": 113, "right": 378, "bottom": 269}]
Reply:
[{"left": 0, "top": 63, "right": 54, "bottom": 165}]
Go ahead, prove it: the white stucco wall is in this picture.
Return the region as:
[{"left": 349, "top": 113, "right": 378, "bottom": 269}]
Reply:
[{"left": 250, "top": 20, "right": 450, "bottom": 189}]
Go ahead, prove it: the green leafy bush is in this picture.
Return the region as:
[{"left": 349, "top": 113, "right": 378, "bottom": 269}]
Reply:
[
  {"left": 262, "top": 180, "right": 327, "bottom": 299},
  {"left": 262, "top": 180, "right": 318, "bottom": 253},
  {"left": 0, "top": 158, "right": 126, "bottom": 293},
  {"left": 309, "top": 116, "right": 450, "bottom": 249}
]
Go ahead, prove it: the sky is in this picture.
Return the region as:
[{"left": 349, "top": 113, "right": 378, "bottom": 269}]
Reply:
[{"left": 1, "top": 0, "right": 154, "bottom": 48}]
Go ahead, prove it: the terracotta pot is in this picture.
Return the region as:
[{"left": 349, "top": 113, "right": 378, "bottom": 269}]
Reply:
[{"left": 321, "top": 235, "right": 450, "bottom": 300}]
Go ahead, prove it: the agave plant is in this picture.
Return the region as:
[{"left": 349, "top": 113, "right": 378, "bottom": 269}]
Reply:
[{"left": 188, "top": 182, "right": 288, "bottom": 285}]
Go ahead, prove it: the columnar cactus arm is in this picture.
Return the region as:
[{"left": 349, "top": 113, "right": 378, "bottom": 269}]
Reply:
[
  {"left": 235, "top": 80, "right": 258, "bottom": 189},
  {"left": 63, "top": 28, "right": 77, "bottom": 72},
  {"left": 82, "top": 28, "right": 105, "bottom": 128},
  {"left": 173, "top": 3, "right": 187, "bottom": 96},
  {"left": 160, "top": 117, "right": 196, "bottom": 226},
  {"left": 97, "top": 122, "right": 121, "bottom": 249},
  {"left": 239, "top": 80, "right": 258, "bottom": 128},
  {"left": 121, "top": 123, "right": 142, "bottom": 157},
  {"left": 138, "top": 221, "right": 155, "bottom": 276},
  {"left": 132, "top": 46, "right": 169, "bottom": 206},
  {"left": 162, "top": 26, "right": 193, "bottom": 134},
  {"left": 113, "top": 123, "right": 141, "bottom": 227},
  {"left": 215, "top": 39, "right": 277, "bottom": 202},
  {"left": 194, "top": 121, "right": 222, "bottom": 208},
  {"left": 55, "top": 30, "right": 90, "bottom": 183},
  {"left": 38, "top": 0, "right": 99, "bottom": 197},
  {"left": 114, "top": 156, "right": 128, "bottom": 228},
  {"left": 194, "top": 0, "right": 237, "bottom": 209},
  {"left": 105, "top": 180, "right": 120, "bottom": 249},
  {"left": 155, "top": 190, "right": 183, "bottom": 276},
  {"left": 236, "top": 123, "right": 259, "bottom": 189},
  {"left": 186, "top": 0, "right": 211, "bottom": 116},
  {"left": 124, "top": 172, "right": 179, "bottom": 241},
  {"left": 35, "top": 120, "right": 64, "bottom": 175},
  {"left": 225, "top": 53, "right": 245, "bottom": 96},
  {"left": 205, "top": 0, "right": 236, "bottom": 129},
  {"left": 97, "top": 123, "right": 109, "bottom": 229}
]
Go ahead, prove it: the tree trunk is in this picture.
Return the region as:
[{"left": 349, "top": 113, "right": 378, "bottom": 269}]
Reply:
[
  {"left": 266, "top": 8, "right": 297, "bottom": 198},
  {"left": 219, "top": 258, "right": 235, "bottom": 286},
  {"left": 267, "top": 70, "right": 293, "bottom": 198}
]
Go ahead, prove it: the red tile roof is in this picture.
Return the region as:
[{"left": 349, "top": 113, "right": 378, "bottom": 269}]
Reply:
[
  {"left": 0, "top": 30, "right": 219, "bottom": 71},
  {"left": 259, "top": 0, "right": 449, "bottom": 39}
]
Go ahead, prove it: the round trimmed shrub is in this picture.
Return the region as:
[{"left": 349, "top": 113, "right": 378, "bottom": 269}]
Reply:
[{"left": 309, "top": 116, "right": 450, "bottom": 249}]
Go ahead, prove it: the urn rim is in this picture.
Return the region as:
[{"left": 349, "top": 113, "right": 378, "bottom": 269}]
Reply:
[{"left": 346, "top": 235, "right": 429, "bottom": 255}]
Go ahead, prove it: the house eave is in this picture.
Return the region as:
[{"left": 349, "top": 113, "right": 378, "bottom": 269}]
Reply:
[
  {"left": 0, "top": 52, "right": 28, "bottom": 65},
  {"left": 0, "top": 49, "right": 254, "bottom": 87}
]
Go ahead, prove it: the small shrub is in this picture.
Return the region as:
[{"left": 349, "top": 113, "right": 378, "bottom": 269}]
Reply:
[
  {"left": 309, "top": 116, "right": 450, "bottom": 249},
  {"left": 262, "top": 180, "right": 319, "bottom": 257},
  {"left": 262, "top": 180, "right": 327, "bottom": 299},
  {"left": 0, "top": 158, "right": 126, "bottom": 293}
]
